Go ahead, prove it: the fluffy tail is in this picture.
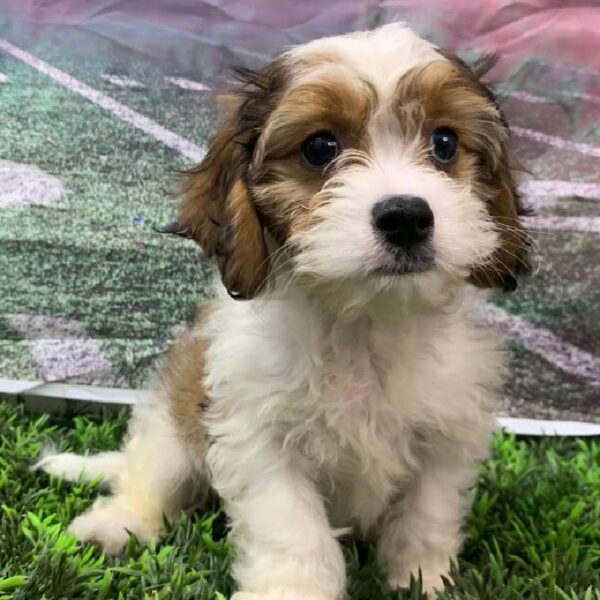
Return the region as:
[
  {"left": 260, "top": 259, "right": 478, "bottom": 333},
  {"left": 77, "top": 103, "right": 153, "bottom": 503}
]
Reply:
[{"left": 33, "top": 445, "right": 125, "bottom": 490}]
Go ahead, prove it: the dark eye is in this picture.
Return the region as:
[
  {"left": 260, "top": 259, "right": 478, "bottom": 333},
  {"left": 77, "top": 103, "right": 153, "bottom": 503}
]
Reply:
[
  {"left": 430, "top": 128, "right": 459, "bottom": 165},
  {"left": 301, "top": 131, "right": 340, "bottom": 169}
]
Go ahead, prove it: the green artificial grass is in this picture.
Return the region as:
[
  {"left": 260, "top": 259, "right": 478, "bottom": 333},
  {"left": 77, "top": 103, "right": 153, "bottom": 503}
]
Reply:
[{"left": 0, "top": 401, "right": 599, "bottom": 599}]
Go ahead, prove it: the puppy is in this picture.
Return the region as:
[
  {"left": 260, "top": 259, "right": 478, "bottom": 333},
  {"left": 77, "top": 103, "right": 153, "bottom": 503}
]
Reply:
[{"left": 37, "top": 23, "right": 529, "bottom": 599}]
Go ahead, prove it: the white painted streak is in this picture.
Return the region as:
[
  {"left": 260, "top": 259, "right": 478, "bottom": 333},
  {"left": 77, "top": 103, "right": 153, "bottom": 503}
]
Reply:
[
  {"left": 484, "top": 304, "right": 600, "bottom": 387},
  {"left": 511, "top": 125, "right": 600, "bottom": 158},
  {"left": 8, "top": 315, "right": 116, "bottom": 384},
  {"left": 508, "top": 90, "right": 600, "bottom": 105},
  {"left": 560, "top": 90, "right": 600, "bottom": 104},
  {"left": 0, "top": 160, "right": 65, "bottom": 208},
  {"left": 0, "top": 40, "right": 206, "bottom": 162},
  {"left": 552, "top": 62, "right": 600, "bottom": 78},
  {"left": 523, "top": 216, "right": 600, "bottom": 233},
  {"left": 507, "top": 91, "right": 551, "bottom": 104},
  {"left": 165, "top": 76, "right": 212, "bottom": 92},
  {"left": 519, "top": 180, "right": 600, "bottom": 210},
  {"left": 519, "top": 179, "right": 600, "bottom": 199},
  {"left": 0, "top": 73, "right": 9, "bottom": 83},
  {"left": 101, "top": 74, "right": 144, "bottom": 88}
]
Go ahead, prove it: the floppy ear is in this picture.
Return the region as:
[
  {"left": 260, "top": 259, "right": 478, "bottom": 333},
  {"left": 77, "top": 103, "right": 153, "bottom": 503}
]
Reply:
[
  {"left": 468, "top": 148, "right": 531, "bottom": 291},
  {"left": 455, "top": 55, "right": 531, "bottom": 291},
  {"left": 177, "top": 60, "right": 289, "bottom": 299},
  {"left": 179, "top": 124, "right": 269, "bottom": 299}
]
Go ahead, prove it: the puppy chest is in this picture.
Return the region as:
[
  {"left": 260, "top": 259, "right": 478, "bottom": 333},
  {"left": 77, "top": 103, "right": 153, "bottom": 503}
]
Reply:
[
  {"left": 304, "top": 352, "right": 415, "bottom": 476},
  {"left": 306, "top": 328, "right": 417, "bottom": 435}
]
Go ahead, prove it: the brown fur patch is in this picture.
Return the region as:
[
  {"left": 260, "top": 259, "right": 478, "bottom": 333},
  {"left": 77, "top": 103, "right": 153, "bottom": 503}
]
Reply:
[
  {"left": 179, "top": 125, "right": 269, "bottom": 298},
  {"left": 251, "top": 71, "right": 374, "bottom": 241},
  {"left": 394, "top": 59, "right": 530, "bottom": 289},
  {"left": 395, "top": 61, "right": 503, "bottom": 173},
  {"left": 162, "top": 307, "right": 211, "bottom": 456},
  {"left": 177, "top": 58, "right": 291, "bottom": 298},
  {"left": 468, "top": 155, "right": 531, "bottom": 289}
]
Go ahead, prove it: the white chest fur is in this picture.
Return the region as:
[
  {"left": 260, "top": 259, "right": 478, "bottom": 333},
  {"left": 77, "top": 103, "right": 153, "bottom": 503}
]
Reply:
[{"left": 203, "top": 285, "right": 501, "bottom": 533}]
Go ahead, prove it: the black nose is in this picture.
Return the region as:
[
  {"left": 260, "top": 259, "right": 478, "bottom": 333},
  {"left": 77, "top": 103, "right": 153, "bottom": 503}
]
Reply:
[{"left": 372, "top": 195, "right": 434, "bottom": 250}]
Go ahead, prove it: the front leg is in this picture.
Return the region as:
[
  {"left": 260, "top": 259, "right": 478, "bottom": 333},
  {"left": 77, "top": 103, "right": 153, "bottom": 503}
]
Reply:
[
  {"left": 377, "top": 440, "right": 484, "bottom": 594},
  {"left": 207, "top": 435, "right": 346, "bottom": 600}
]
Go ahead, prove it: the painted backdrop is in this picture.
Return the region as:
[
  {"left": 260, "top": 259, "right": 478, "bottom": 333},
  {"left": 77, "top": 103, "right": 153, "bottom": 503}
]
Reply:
[{"left": 0, "top": 1, "right": 598, "bottom": 422}]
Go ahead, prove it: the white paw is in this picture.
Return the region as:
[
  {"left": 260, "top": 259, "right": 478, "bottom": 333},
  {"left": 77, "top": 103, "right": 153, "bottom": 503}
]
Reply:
[{"left": 68, "top": 499, "right": 158, "bottom": 555}]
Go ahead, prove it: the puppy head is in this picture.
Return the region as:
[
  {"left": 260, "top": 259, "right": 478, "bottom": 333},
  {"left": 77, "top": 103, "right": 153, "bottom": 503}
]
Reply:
[{"left": 179, "top": 23, "right": 530, "bottom": 300}]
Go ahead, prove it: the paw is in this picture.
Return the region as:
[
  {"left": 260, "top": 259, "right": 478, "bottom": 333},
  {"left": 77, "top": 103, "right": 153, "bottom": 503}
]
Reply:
[{"left": 68, "top": 499, "right": 158, "bottom": 555}]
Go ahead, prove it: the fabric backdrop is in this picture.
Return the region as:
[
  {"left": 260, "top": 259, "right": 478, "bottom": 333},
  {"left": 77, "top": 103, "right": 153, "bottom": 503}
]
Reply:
[{"left": 0, "top": 1, "right": 598, "bottom": 422}]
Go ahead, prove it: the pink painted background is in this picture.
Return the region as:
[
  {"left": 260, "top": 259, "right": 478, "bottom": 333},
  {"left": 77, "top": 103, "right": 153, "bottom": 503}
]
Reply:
[{"left": 2, "top": 1, "right": 599, "bottom": 70}]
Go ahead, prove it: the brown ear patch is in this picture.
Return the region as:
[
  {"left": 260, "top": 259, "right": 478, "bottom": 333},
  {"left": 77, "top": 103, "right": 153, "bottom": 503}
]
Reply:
[
  {"left": 468, "top": 159, "right": 531, "bottom": 291},
  {"left": 450, "top": 57, "right": 531, "bottom": 291},
  {"left": 178, "top": 126, "right": 269, "bottom": 299},
  {"left": 175, "top": 58, "right": 291, "bottom": 299},
  {"left": 424, "top": 52, "right": 531, "bottom": 290},
  {"left": 219, "top": 179, "right": 269, "bottom": 298}
]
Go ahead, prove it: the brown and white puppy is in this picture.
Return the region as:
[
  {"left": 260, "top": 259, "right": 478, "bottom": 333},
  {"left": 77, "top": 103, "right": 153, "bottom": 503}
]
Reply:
[{"left": 38, "top": 23, "right": 529, "bottom": 599}]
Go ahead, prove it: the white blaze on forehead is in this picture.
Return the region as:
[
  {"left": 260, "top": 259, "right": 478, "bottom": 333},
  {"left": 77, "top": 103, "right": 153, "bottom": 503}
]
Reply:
[
  {"left": 290, "top": 23, "right": 444, "bottom": 97},
  {"left": 0, "top": 160, "right": 65, "bottom": 208}
]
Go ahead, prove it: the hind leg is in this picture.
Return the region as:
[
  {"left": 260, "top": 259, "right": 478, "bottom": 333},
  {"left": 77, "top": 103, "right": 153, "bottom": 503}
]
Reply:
[
  {"left": 38, "top": 321, "right": 211, "bottom": 553},
  {"left": 38, "top": 397, "right": 200, "bottom": 554}
]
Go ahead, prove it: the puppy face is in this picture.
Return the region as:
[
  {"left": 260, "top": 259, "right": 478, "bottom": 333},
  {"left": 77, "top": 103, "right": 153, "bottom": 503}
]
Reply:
[{"left": 180, "top": 23, "right": 529, "bottom": 299}]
